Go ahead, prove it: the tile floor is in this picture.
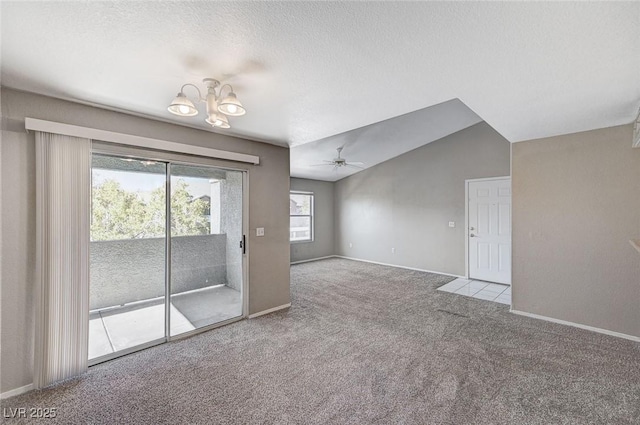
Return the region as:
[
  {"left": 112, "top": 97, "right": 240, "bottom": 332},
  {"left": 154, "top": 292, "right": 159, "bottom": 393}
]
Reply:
[
  {"left": 89, "top": 285, "right": 242, "bottom": 360},
  {"left": 437, "top": 278, "right": 511, "bottom": 305}
]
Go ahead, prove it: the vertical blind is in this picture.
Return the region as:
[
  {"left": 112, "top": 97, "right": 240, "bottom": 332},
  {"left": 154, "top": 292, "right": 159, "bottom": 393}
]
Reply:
[{"left": 34, "top": 131, "right": 91, "bottom": 388}]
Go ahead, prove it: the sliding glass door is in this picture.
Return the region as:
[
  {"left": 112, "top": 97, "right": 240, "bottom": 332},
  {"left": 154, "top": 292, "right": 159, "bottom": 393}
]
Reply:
[
  {"left": 89, "top": 155, "right": 167, "bottom": 360},
  {"left": 169, "top": 164, "right": 244, "bottom": 335},
  {"left": 88, "top": 153, "right": 245, "bottom": 363}
]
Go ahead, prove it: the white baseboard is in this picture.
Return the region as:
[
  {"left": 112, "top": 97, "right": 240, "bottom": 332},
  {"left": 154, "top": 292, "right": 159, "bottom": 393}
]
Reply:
[
  {"left": 1, "top": 383, "right": 33, "bottom": 400},
  {"left": 290, "top": 255, "right": 337, "bottom": 265},
  {"left": 510, "top": 309, "right": 640, "bottom": 343},
  {"left": 248, "top": 303, "right": 291, "bottom": 319},
  {"left": 334, "top": 256, "right": 465, "bottom": 278}
]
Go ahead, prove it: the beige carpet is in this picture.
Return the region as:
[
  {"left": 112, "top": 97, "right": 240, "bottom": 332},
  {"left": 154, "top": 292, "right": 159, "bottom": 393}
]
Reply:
[{"left": 2, "top": 258, "right": 639, "bottom": 424}]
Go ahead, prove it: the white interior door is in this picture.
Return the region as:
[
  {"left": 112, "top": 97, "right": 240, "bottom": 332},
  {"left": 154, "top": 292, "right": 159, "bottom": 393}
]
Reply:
[{"left": 468, "top": 178, "right": 511, "bottom": 285}]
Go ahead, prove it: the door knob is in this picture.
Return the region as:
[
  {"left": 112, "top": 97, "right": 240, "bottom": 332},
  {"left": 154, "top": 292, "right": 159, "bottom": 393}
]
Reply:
[
  {"left": 470, "top": 233, "right": 477, "bottom": 237},
  {"left": 470, "top": 227, "right": 475, "bottom": 230}
]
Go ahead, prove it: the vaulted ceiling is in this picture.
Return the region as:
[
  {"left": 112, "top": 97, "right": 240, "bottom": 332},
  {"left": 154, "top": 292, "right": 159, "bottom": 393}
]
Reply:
[
  {"left": 291, "top": 99, "right": 482, "bottom": 181},
  {"left": 2, "top": 2, "right": 639, "bottom": 179}
]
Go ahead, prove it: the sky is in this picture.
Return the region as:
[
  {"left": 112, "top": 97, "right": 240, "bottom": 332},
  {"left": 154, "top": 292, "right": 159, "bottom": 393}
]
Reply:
[{"left": 92, "top": 169, "right": 212, "bottom": 199}]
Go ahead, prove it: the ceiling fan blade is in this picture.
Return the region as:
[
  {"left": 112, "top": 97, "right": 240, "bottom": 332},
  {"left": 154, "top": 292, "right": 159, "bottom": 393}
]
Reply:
[
  {"left": 348, "top": 161, "right": 364, "bottom": 166},
  {"left": 310, "top": 163, "right": 336, "bottom": 167},
  {"left": 346, "top": 164, "right": 364, "bottom": 170}
]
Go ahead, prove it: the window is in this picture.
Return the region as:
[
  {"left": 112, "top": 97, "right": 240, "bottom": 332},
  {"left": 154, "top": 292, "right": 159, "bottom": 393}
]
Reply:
[{"left": 290, "top": 192, "right": 313, "bottom": 242}]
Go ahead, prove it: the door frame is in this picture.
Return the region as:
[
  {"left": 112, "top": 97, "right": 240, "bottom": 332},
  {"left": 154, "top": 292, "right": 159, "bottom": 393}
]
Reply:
[
  {"left": 464, "top": 176, "right": 511, "bottom": 282},
  {"left": 88, "top": 145, "right": 250, "bottom": 364},
  {"left": 165, "top": 170, "right": 250, "bottom": 341},
  {"left": 165, "top": 161, "right": 249, "bottom": 343}
]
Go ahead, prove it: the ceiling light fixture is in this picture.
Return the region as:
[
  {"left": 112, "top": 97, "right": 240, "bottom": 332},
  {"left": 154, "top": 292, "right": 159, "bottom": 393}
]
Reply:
[
  {"left": 167, "top": 78, "right": 246, "bottom": 129},
  {"left": 206, "top": 113, "right": 230, "bottom": 129},
  {"left": 218, "top": 92, "right": 246, "bottom": 116}
]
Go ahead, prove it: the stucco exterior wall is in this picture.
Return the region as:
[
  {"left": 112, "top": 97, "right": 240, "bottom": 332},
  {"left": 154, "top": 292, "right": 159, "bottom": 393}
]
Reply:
[{"left": 90, "top": 234, "right": 227, "bottom": 310}]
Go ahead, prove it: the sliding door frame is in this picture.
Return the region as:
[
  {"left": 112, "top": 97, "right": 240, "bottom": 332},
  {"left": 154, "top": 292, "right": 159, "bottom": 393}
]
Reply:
[
  {"left": 165, "top": 162, "right": 172, "bottom": 342},
  {"left": 89, "top": 143, "right": 250, "bottom": 365},
  {"left": 166, "top": 163, "right": 249, "bottom": 342}
]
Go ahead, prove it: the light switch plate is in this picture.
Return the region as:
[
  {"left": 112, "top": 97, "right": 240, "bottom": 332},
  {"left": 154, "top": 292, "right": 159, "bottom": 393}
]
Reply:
[{"left": 256, "top": 227, "right": 265, "bottom": 236}]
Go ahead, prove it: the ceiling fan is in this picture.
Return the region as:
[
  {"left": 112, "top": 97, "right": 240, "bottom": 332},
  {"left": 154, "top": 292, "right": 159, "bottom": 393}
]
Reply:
[{"left": 311, "top": 147, "right": 364, "bottom": 171}]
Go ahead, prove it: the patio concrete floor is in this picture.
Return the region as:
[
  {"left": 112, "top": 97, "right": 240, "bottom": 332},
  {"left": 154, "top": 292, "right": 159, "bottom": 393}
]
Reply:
[{"left": 89, "top": 285, "right": 242, "bottom": 360}]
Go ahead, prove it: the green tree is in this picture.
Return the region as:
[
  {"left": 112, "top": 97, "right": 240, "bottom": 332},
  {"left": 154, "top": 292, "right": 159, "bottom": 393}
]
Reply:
[
  {"left": 91, "top": 180, "right": 150, "bottom": 240},
  {"left": 169, "top": 180, "right": 210, "bottom": 236},
  {"left": 91, "top": 179, "right": 210, "bottom": 241}
]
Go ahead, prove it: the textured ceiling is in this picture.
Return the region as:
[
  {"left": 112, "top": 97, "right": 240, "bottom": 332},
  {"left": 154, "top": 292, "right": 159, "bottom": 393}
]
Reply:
[
  {"left": 291, "top": 99, "right": 481, "bottom": 181},
  {"left": 2, "top": 2, "right": 639, "bottom": 153}
]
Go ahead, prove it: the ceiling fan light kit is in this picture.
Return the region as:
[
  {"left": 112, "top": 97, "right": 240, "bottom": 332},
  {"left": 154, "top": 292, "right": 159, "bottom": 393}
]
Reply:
[
  {"left": 168, "top": 78, "right": 246, "bottom": 129},
  {"left": 312, "top": 147, "right": 365, "bottom": 171}
]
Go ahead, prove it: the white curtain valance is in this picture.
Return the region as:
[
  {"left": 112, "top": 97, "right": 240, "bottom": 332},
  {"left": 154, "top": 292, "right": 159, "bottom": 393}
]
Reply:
[
  {"left": 34, "top": 131, "right": 91, "bottom": 388},
  {"left": 25, "top": 118, "right": 260, "bottom": 165}
]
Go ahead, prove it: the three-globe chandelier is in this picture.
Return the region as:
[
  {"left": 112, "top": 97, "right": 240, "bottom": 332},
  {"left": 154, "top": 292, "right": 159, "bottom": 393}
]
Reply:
[{"left": 168, "top": 78, "right": 245, "bottom": 129}]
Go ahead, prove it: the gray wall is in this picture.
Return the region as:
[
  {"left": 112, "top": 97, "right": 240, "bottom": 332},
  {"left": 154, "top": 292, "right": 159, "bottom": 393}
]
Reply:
[
  {"left": 290, "top": 178, "right": 335, "bottom": 263},
  {"left": 334, "top": 121, "right": 511, "bottom": 276},
  {"left": 221, "top": 172, "right": 243, "bottom": 292},
  {"left": 512, "top": 124, "right": 640, "bottom": 338},
  {"left": 0, "top": 88, "right": 291, "bottom": 393},
  {"left": 90, "top": 234, "right": 228, "bottom": 310}
]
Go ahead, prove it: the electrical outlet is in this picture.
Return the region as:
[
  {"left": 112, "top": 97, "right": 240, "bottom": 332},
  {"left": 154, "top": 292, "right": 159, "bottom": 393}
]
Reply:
[
  {"left": 448, "top": 221, "right": 455, "bottom": 228},
  {"left": 256, "top": 227, "right": 265, "bottom": 237},
  {"left": 391, "top": 247, "right": 396, "bottom": 254},
  {"left": 349, "top": 242, "right": 353, "bottom": 248}
]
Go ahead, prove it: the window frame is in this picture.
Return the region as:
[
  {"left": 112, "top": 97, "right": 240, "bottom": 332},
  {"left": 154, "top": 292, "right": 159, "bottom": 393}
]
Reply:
[{"left": 289, "top": 191, "right": 314, "bottom": 243}]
